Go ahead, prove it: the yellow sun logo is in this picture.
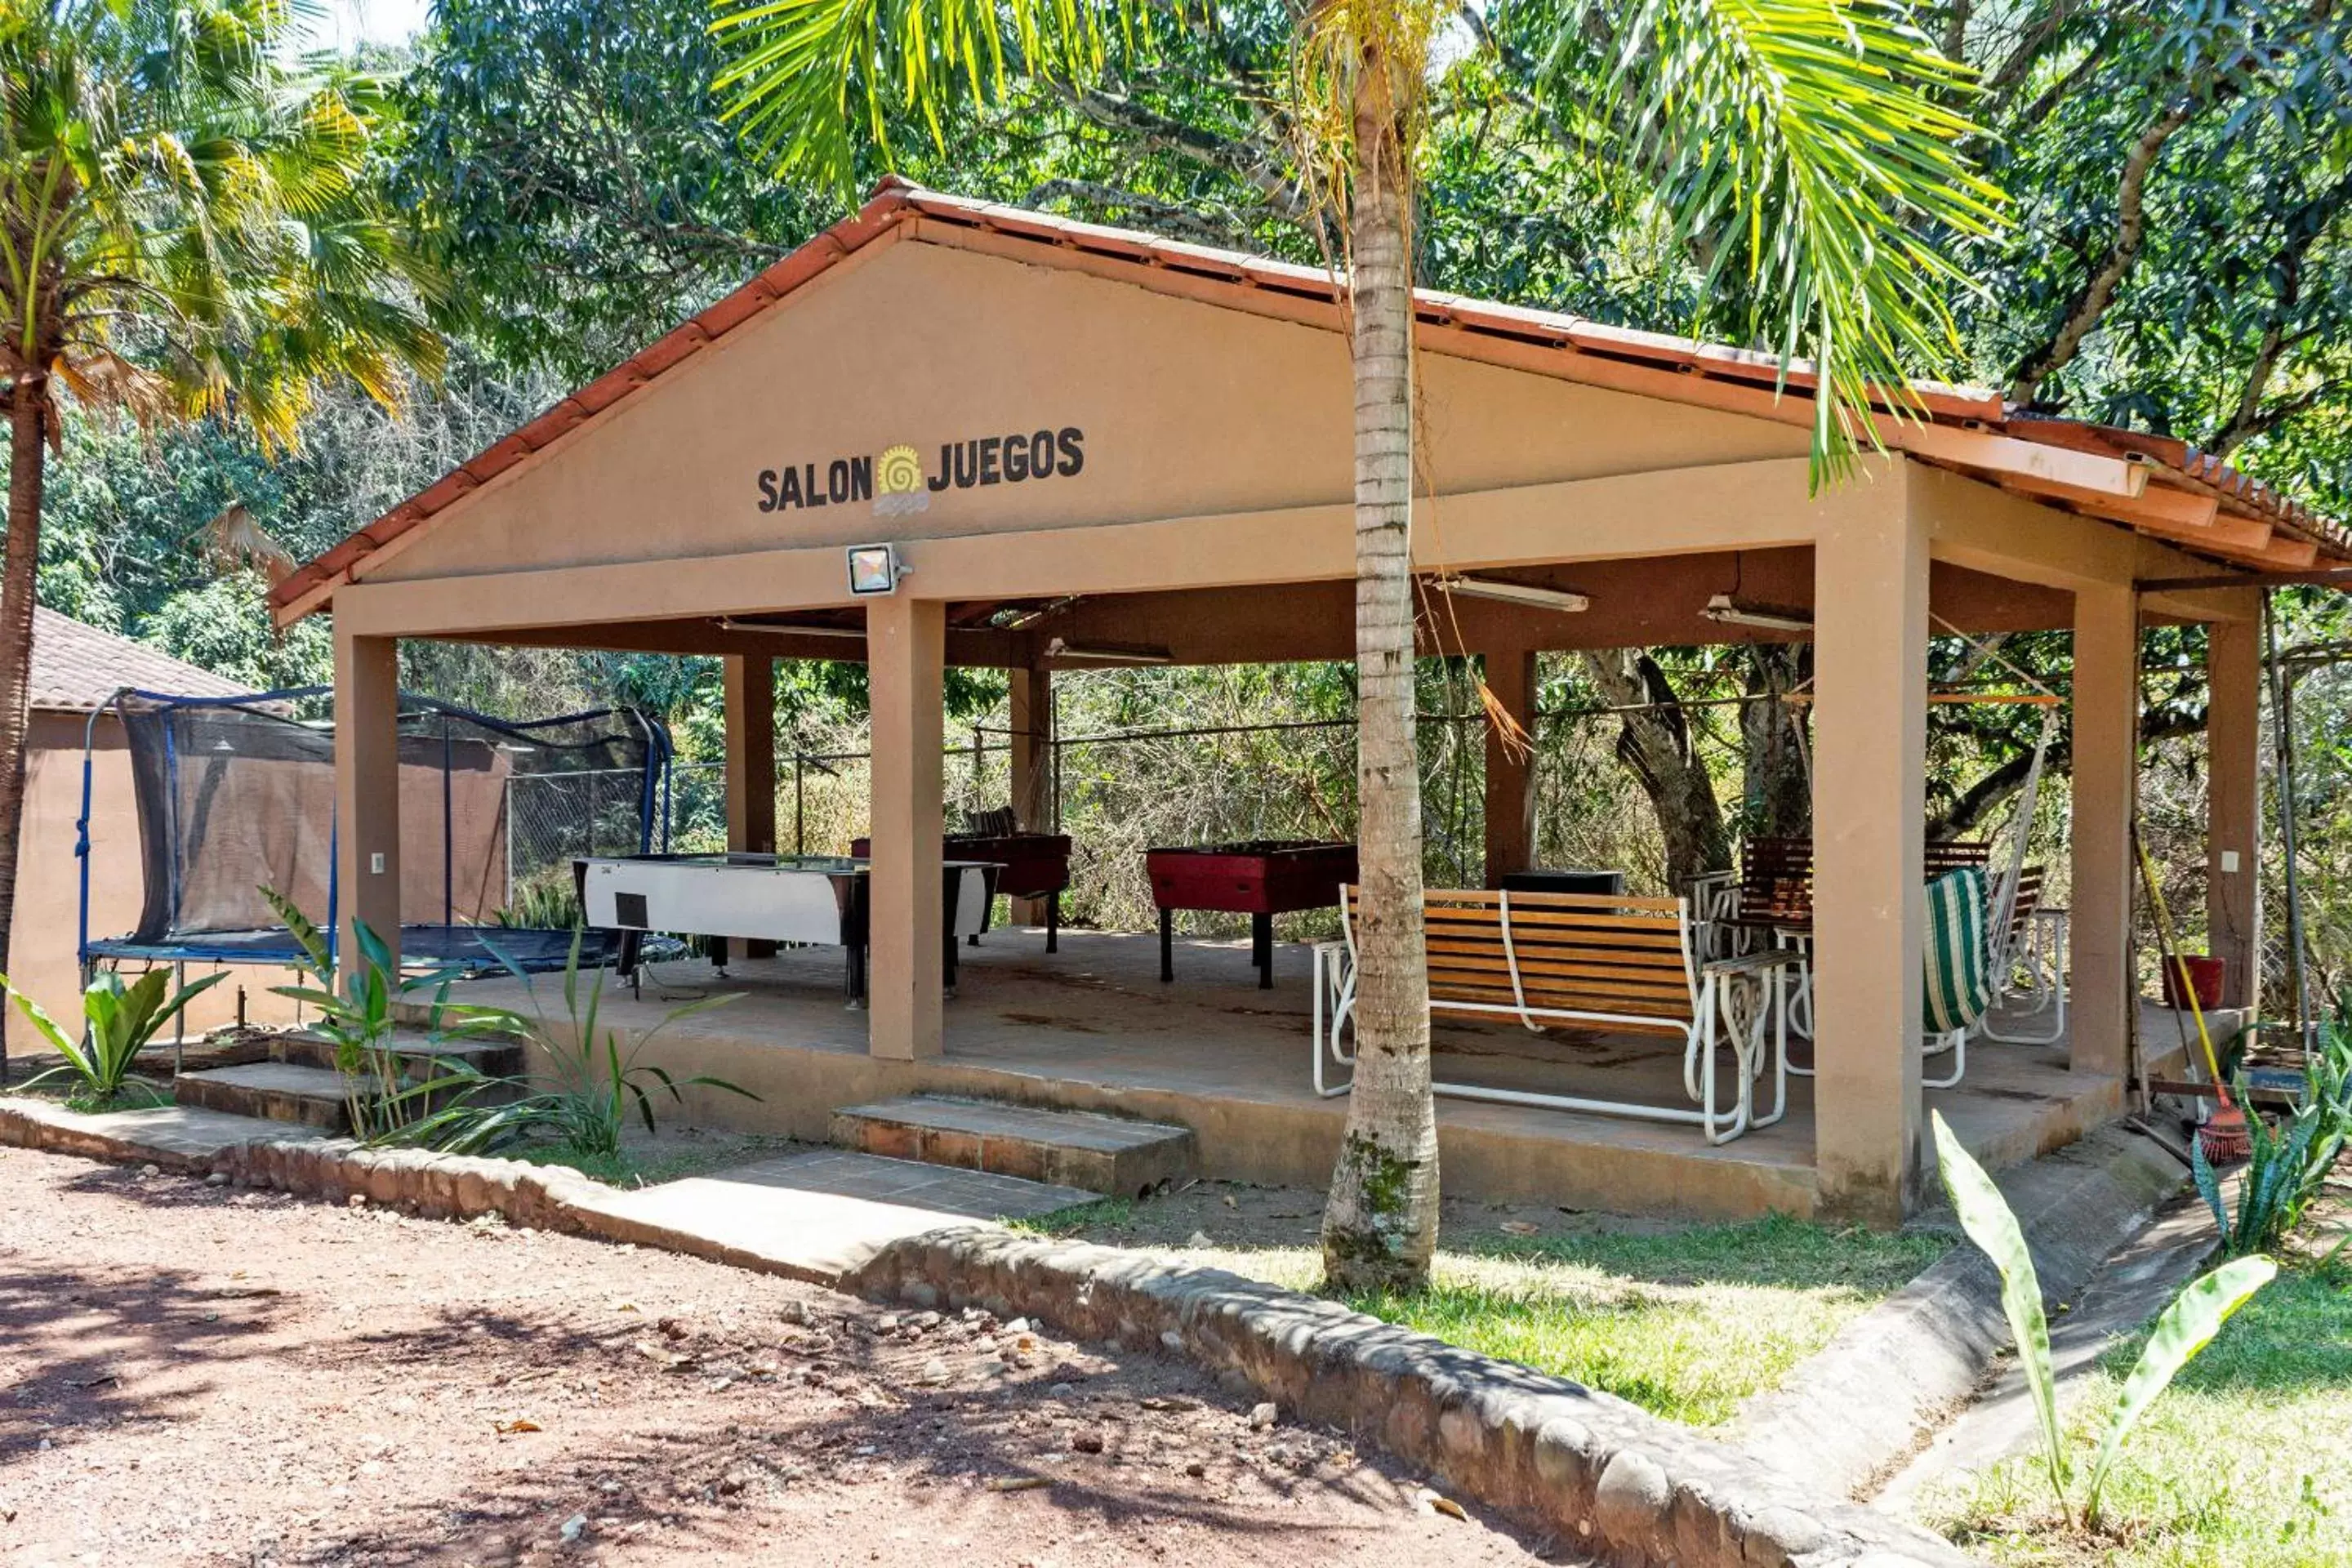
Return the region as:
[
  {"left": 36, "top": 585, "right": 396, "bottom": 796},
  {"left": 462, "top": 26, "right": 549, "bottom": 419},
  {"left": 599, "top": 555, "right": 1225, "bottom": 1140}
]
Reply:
[
  {"left": 873, "top": 443, "right": 929, "bottom": 516},
  {"left": 877, "top": 444, "right": 924, "bottom": 489}
]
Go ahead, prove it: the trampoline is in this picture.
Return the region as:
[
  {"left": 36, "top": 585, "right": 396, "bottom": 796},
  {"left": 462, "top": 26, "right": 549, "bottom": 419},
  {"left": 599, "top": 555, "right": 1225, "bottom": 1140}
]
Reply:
[{"left": 79, "top": 687, "right": 672, "bottom": 978}]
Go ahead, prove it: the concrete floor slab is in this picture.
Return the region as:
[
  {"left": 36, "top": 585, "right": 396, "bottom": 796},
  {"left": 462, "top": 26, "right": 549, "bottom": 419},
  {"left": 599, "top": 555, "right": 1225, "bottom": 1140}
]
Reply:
[{"left": 452, "top": 926, "right": 2227, "bottom": 1220}]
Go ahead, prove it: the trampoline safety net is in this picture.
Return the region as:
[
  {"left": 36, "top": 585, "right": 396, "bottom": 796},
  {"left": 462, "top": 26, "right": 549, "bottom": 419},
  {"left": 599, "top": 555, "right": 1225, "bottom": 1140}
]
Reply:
[{"left": 102, "top": 688, "right": 668, "bottom": 963}]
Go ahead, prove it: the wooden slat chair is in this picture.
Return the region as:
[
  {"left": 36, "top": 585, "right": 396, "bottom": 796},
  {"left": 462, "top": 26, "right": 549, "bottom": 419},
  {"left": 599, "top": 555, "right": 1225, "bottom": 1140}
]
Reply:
[
  {"left": 1715, "top": 839, "right": 1996, "bottom": 1040},
  {"left": 1730, "top": 837, "right": 1815, "bottom": 931},
  {"left": 1311, "top": 887, "right": 1798, "bottom": 1145},
  {"left": 1980, "top": 863, "right": 2068, "bottom": 1045},
  {"left": 1924, "top": 840, "right": 1995, "bottom": 874}
]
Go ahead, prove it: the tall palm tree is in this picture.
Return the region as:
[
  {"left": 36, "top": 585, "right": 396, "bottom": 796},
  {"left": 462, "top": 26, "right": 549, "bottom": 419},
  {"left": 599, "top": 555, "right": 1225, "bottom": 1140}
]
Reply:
[
  {"left": 0, "top": 0, "right": 443, "bottom": 1063},
  {"left": 711, "top": 0, "right": 1998, "bottom": 1291}
]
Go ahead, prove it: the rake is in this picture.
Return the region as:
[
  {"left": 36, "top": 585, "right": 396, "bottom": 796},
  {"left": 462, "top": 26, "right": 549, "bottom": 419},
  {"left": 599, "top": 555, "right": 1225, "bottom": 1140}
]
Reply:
[{"left": 2133, "top": 827, "right": 2249, "bottom": 1162}]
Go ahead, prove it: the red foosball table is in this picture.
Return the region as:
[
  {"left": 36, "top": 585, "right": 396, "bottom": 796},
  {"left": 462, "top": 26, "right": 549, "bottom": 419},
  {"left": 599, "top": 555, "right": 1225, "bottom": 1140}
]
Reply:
[
  {"left": 851, "top": 831, "right": 1073, "bottom": 951},
  {"left": 1144, "top": 840, "right": 1359, "bottom": 988}
]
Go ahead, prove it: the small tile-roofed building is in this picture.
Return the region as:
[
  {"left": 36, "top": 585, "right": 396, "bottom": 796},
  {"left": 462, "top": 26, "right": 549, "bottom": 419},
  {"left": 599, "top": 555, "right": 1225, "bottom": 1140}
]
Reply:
[{"left": 28, "top": 605, "right": 258, "bottom": 713}]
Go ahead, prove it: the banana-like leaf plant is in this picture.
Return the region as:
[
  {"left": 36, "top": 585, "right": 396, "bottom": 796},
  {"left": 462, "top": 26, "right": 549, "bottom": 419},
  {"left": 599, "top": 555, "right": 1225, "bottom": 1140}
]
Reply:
[
  {"left": 262, "top": 888, "right": 522, "bottom": 1144},
  {"left": 1931, "top": 1110, "right": 2275, "bottom": 1527},
  {"left": 2081, "top": 1252, "right": 2274, "bottom": 1522},
  {"left": 402, "top": 929, "right": 755, "bottom": 1162},
  {"left": 3, "top": 966, "right": 224, "bottom": 1110}
]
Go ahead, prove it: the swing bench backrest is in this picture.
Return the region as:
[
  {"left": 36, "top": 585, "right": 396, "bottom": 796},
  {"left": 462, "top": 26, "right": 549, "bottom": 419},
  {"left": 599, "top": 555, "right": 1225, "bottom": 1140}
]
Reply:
[
  {"left": 1733, "top": 838, "right": 1814, "bottom": 926},
  {"left": 1341, "top": 886, "right": 1701, "bottom": 1036}
]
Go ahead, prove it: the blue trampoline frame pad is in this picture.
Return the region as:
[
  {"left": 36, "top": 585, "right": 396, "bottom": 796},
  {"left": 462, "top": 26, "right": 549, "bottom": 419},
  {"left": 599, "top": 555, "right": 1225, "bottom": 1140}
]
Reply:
[{"left": 84, "top": 924, "right": 614, "bottom": 975}]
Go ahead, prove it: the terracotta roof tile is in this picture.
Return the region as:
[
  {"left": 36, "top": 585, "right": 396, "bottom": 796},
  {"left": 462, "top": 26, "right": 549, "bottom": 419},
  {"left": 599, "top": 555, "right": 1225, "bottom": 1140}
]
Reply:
[{"left": 29, "top": 607, "right": 257, "bottom": 712}]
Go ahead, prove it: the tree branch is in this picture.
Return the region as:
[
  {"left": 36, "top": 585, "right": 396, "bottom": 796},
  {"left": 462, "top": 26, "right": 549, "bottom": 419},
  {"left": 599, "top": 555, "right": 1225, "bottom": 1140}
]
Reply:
[
  {"left": 2207, "top": 173, "right": 2352, "bottom": 456},
  {"left": 1023, "top": 179, "right": 1241, "bottom": 245},
  {"left": 1928, "top": 704, "right": 2205, "bottom": 838},
  {"left": 2007, "top": 97, "right": 2195, "bottom": 406},
  {"left": 1058, "top": 85, "right": 1313, "bottom": 227}
]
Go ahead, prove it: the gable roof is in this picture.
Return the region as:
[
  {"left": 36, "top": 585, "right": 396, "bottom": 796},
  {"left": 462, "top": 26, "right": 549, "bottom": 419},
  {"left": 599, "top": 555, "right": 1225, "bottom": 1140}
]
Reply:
[
  {"left": 32, "top": 606, "right": 259, "bottom": 712},
  {"left": 272, "top": 178, "right": 2351, "bottom": 623}
]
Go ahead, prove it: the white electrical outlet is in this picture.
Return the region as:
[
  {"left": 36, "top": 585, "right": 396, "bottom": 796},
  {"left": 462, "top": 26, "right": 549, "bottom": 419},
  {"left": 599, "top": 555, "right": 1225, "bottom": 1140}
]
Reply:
[{"left": 370, "top": 852, "right": 386, "bottom": 874}]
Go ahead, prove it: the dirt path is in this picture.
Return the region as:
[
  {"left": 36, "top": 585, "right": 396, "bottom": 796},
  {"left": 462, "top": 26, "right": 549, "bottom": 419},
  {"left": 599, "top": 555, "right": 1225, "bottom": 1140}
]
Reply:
[{"left": 0, "top": 1145, "right": 1569, "bottom": 1567}]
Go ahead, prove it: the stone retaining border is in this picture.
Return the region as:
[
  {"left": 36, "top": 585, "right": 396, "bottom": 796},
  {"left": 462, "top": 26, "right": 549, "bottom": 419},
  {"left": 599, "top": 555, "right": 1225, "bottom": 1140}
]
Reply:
[
  {"left": 0, "top": 1098, "right": 1980, "bottom": 1566},
  {"left": 1730, "top": 1121, "right": 2187, "bottom": 1498},
  {"left": 848, "top": 1227, "right": 1977, "bottom": 1568}
]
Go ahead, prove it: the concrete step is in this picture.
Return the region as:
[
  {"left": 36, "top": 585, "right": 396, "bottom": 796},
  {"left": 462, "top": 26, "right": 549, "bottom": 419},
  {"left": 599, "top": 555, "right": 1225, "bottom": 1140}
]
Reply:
[
  {"left": 829, "top": 1095, "right": 1196, "bottom": 1199},
  {"left": 271, "top": 1029, "right": 523, "bottom": 1082},
  {"left": 175, "top": 1062, "right": 358, "bottom": 1133},
  {"left": 579, "top": 1150, "right": 1101, "bottom": 1283}
]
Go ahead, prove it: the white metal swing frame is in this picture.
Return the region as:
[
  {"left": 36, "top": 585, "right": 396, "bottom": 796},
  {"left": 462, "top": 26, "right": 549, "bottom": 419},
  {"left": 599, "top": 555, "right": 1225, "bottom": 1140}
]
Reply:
[{"left": 1310, "top": 890, "right": 1796, "bottom": 1146}]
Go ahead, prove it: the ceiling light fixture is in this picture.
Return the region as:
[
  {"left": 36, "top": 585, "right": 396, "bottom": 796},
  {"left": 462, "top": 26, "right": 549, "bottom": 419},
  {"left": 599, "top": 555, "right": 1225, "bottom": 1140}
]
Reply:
[
  {"left": 1045, "top": 636, "right": 1174, "bottom": 666},
  {"left": 715, "top": 615, "right": 865, "bottom": 640},
  {"left": 1700, "top": 594, "right": 1814, "bottom": 634},
  {"left": 1427, "top": 574, "right": 1592, "bottom": 613}
]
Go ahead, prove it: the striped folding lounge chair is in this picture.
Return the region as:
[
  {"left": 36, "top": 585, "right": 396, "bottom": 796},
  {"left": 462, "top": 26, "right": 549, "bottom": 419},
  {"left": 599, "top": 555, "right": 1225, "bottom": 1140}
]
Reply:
[{"left": 1922, "top": 866, "right": 1992, "bottom": 1089}]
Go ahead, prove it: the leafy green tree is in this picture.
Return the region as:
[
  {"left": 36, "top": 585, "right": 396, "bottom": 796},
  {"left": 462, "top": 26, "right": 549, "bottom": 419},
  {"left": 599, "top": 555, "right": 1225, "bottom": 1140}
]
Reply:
[
  {"left": 1, "top": 0, "right": 443, "bottom": 1051},
  {"left": 390, "top": 0, "right": 830, "bottom": 376},
  {"left": 712, "top": 0, "right": 1996, "bottom": 1282}
]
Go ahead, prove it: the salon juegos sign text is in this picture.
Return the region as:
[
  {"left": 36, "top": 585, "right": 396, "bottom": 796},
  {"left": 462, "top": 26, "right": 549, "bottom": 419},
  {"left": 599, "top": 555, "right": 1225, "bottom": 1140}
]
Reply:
[{"left": 757, "top": 427, "right": 1086, "bottom": 519}]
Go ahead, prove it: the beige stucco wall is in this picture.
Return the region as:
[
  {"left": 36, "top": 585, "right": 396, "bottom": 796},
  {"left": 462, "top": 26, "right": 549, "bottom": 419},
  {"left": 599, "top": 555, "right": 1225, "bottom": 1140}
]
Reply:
[
  {"left": 16, "top": 710, "right": 301, "bottom": 1039},
  {"left": 370, "top": 238, "right": 1813, "bottom": 590}
]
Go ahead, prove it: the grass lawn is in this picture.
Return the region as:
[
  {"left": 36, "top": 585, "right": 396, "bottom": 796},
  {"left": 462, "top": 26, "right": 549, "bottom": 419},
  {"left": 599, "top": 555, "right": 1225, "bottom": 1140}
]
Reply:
[
  {"left": 1931, "top": 1257, "right": 2352, "bottom": 1566},
  {"left": 1021, "top": 1194, "right": 1948, "bottom": 1426}
]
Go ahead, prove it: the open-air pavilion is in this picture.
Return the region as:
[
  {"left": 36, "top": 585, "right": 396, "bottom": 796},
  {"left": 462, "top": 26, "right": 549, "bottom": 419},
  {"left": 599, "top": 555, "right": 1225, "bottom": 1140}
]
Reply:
[{"left": 270, "top": 180, "right": 2350, "bottom": 1224}]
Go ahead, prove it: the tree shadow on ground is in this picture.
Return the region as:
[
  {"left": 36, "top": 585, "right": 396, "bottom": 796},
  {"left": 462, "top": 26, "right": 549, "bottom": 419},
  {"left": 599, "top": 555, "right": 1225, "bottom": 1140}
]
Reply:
[
  {"left": 0, "top": 1250, "right": 288, "bottom": 1461},
  {"left": 289, "top": 1298, "right": 1553, "bottom": 1566}
]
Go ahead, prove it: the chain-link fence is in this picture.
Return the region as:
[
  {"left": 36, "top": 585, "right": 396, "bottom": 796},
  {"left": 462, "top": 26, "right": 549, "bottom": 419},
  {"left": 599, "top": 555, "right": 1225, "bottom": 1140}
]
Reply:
[{"left": 502, "top": 767, "right": 662, "bottom": 925}]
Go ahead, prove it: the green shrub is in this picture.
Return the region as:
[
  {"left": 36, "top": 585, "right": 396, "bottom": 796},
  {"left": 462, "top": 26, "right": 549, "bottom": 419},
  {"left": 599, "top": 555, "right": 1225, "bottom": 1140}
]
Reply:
[
  {"left": 1931, "top": 1110, "right": 2274, "bottom": 1527},
  {"left": 412, "top": 931, "right": 755, "bottom": 1160},
  {"left": 2, "top": 967, "right": 224, "bottom": 1111},
  {"left": 264, "top": 889, "right": 523, "bottom": 1143},
  {"left": 2194, "top": 1094, "right": 2345, "bottom": 1260}
]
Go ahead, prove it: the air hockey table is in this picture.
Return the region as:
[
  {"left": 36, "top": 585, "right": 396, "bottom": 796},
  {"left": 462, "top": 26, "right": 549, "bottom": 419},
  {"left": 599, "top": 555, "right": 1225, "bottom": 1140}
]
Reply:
[
  {"left": 1144, "top": 840, "right": 1359, "bottom": 988},
  {"left": 576, "top": 853, "right": 1000, "bottom": 1000}
]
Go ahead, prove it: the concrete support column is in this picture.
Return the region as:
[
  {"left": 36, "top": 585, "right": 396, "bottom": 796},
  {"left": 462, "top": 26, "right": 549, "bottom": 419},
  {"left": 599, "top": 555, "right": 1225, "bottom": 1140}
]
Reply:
[
  {"left": 866, "top": 596, "right": 946, "bottom": 1060},
  {"left": 2069, "top": 583, "right": 2140, "bottom": 1077},
  {"left": 1483, "top": 649, "right": 1539, "bottom": 887},
  {"left": 724, "top": 654, "right": 779, "bottom": 956},
  {"left": 2206, "top": 603, "right": 2263, "bottom": 1011},
  {"left": 333, "top": 625, "right": 403, "bottom": 987},
  {"left": 1811, "top": 493, "right": 1929, "bottom": 1223},
  {"left": 1009, "top": 666, "right": 1052, "bottom": 831},
  {"left": 724, "top": 655, "right": 778, "bottom": 856},
  {"left": 1008, "top": 665, "right": 1054, "bottom": 923}
]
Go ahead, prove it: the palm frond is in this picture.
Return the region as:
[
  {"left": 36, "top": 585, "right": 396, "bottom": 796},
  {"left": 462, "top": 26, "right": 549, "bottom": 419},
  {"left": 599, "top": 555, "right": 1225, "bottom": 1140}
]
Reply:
[
  {"left": 1552, "top": 0, "right": 2005, "bottom": 483},
  {"left": 710, "top": 0, "right": 1143, "bottom": 188}
]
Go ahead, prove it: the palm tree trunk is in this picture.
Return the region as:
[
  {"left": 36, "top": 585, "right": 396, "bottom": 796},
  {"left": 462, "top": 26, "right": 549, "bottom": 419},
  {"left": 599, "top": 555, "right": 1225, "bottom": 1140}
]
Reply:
[
  {"left": 0, "top": 377, "right": 49, "bottom": 1075},
  {"left": 1321, "top": 43, "right": 1438, "bottom": 1294}
]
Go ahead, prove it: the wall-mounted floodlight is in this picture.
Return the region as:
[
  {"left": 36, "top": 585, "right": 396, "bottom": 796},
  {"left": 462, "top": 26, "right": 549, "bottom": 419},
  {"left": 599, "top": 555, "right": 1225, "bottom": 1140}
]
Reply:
[
  {"left": 846, "top": 543, "right": 907, "bottom": 596},
  {"left": 1428, "top": 574, "right": 1591, "bottom": 613},
  {"left": 1700, "top": 594, "right": 1813, "bottom": 633}
]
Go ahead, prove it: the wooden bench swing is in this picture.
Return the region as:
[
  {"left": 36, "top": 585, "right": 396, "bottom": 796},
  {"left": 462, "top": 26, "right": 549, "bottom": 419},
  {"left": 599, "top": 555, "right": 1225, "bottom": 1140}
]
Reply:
[{"left": 1311, "top": 887, "right": 1799, "bottom": 1145}]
